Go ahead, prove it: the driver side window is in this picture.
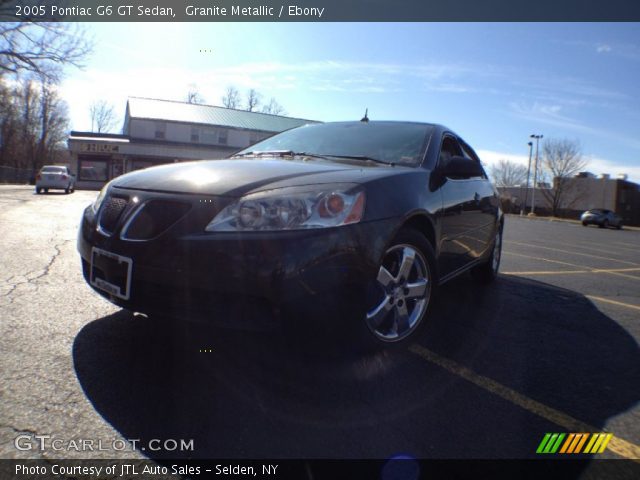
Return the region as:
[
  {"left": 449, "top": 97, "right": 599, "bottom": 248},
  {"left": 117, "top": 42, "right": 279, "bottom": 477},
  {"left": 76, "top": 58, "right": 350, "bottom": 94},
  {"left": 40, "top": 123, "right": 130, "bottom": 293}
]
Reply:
[{"left": 439, "top": 135, "right": 463, "bottom": 167}]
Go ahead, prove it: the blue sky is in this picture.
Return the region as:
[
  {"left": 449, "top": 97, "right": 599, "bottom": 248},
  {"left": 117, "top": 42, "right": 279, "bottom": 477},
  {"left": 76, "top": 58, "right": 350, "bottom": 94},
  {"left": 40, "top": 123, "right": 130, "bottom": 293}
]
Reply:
[{"left": 59, "top": 23, "right": 640, "bottom": 181}]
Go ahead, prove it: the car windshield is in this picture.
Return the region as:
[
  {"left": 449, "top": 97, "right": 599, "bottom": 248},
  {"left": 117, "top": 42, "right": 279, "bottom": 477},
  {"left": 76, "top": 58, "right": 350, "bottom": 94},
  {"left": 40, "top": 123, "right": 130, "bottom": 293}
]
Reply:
[
  {"left": 235, "top": 122, "right": 433, "bottom": 167},
  {"left": 41, "top": 166, "right": 65, "bottom": 173}
]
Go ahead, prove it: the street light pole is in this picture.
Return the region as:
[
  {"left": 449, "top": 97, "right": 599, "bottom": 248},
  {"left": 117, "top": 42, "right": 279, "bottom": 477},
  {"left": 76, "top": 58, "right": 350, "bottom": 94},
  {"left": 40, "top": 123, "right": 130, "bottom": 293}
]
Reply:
[
  {"left": 530, "top": 134, "right": 543, "bottom": 215},
  {"left": 522, "top": 141, "right": 533, "bottom": 215}
]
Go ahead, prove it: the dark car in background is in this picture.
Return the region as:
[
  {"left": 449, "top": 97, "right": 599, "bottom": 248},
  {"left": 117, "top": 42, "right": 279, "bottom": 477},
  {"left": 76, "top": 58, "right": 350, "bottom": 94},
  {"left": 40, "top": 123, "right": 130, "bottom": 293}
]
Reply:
[
  {"left": 580, "top": 209, "right": 623, "bottom": 229},
  {"left": 77, "top": 121, "right": 503, "bottom": 348}
]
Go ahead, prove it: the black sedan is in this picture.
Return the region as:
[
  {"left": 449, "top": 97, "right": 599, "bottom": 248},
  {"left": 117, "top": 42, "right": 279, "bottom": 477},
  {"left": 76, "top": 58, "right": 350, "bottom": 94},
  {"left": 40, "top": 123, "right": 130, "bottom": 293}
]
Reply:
[{"left": 78, "top": 121, "right": 503, "bottom": 348}]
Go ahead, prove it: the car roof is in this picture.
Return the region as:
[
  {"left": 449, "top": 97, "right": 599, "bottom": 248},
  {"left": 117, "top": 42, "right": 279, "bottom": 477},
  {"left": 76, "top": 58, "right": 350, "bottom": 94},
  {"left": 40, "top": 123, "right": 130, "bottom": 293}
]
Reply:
[{"left": 301, "top": 120, "right": 451, "bottom": 137}]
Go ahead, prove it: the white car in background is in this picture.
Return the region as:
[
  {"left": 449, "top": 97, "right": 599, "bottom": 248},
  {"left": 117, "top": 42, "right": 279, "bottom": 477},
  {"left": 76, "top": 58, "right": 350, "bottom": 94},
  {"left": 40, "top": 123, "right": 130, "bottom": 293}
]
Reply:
[{"left": 35, "top": 165, "right": 75, "bottom": 194}]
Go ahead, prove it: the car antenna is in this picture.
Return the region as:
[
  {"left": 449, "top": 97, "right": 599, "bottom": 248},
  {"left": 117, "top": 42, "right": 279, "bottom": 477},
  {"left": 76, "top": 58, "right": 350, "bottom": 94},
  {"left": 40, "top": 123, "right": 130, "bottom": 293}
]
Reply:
[{"left": 360, "top": 108, "right": 369, "bottom": 123}]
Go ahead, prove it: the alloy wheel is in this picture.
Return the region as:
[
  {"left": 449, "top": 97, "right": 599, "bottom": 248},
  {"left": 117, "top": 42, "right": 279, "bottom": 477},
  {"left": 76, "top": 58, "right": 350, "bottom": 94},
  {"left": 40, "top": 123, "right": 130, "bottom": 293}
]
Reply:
[{"left": 366, "top": 244, "right": 431, "bottom": 342}]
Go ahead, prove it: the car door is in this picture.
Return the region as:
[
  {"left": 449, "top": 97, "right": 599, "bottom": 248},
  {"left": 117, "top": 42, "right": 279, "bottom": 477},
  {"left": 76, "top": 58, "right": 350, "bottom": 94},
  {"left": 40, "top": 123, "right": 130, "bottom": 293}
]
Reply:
[
  {"left": 458, "top": 138, "right": 499, "bottom": 251},
  {"left": 437, "top": 134, "right": 497, "bottom": 277}
]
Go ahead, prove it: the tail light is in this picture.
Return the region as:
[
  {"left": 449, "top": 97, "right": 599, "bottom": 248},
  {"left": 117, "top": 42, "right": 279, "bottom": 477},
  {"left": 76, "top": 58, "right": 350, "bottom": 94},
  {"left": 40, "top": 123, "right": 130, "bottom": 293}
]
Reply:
[
  {"left": 61, "top": 175, "right": 68, "bottom": 180},
  {"left": 36, "top": 174, "right": 41, "bottom": 180}
]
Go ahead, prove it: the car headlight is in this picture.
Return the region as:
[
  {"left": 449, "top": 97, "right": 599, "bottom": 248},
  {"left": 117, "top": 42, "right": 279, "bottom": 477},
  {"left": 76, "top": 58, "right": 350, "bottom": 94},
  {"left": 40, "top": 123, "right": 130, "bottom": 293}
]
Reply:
[
  {"left": 91, "top": 181, "right": 112, "bottom": 214},
  {"left": 206, "top": 185, "right": 366, "bottom": 232}
]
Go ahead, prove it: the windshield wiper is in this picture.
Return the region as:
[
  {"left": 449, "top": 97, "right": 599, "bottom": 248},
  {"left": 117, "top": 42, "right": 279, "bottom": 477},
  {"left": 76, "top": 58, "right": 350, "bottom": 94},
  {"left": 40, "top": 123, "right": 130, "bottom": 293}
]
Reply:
[
  {"left": 322, "top": 154, "right": 395, "bottom": 167},
  {"left": 232, "top": 150, "right": 395, "bottom": 166},
  {"left": 231, "top": 150, "right": 328, "bottom": 160}
]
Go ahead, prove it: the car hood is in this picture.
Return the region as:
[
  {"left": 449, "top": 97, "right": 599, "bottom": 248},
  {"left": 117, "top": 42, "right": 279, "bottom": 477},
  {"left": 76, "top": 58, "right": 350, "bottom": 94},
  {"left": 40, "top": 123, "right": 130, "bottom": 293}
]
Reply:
[{"left": 111, "top": 158, "right": 405, "bottom": 196}]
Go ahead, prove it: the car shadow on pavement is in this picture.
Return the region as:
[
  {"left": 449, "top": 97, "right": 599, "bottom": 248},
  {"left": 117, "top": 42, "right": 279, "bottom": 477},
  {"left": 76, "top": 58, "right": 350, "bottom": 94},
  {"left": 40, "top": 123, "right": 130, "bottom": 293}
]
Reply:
[{"left": 72, "top": 274, "right": 640, "bottom": 461}]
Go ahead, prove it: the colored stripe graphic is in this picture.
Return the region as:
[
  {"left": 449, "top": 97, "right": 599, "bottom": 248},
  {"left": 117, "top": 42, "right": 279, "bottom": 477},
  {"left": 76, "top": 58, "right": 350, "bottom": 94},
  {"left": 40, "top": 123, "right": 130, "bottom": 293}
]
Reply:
[
  {"left": 559, "top": 433, "right": 575, "bottom": 453},
  {"left": 571, "top": 433, "right": 588, "bottom": 454},
  {"left": 537, "top": 433, "right": 566, "bottom": 453},
  {"left": 536, "top": 433, "right": 551, "bottom": 454},
  {"left": 550, "top": 433, "right": 566, "bottom": 453},
  {"left": 598, "top": 434, "right": 613, "bottom": 453},
  {"left": 537, "top": 433, "right": 613, "bottom": 455},
  {"left": 584, "top": 433, "right": 599, "bottom": 453}
]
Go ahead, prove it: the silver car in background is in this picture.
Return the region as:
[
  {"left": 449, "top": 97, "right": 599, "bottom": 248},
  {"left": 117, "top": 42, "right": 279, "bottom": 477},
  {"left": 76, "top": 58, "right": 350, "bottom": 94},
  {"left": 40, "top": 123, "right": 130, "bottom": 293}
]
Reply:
[
  {"left": 580, "top": 209, "right": 623, "bottom": 229},
  {"left": 35, "top": 165, "right": 75, "bottom": 194}
]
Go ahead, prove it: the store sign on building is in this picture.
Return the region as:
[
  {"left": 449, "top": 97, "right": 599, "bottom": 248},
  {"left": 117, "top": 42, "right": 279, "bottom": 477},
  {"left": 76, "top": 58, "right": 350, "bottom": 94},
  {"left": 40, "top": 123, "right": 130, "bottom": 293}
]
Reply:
[{"left": 81, "top": 143, "right": 119, "bottom": 153}]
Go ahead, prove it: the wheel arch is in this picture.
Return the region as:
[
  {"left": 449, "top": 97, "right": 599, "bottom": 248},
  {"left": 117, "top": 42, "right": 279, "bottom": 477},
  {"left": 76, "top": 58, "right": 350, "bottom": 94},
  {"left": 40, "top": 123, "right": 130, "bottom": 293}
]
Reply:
[{"left": 402, "top": 213, "right": 437, "bottom": 252}]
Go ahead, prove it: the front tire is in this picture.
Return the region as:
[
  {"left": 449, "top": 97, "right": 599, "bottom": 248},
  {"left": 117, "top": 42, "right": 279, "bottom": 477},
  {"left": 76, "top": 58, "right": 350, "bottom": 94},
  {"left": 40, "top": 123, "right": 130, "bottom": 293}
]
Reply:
[
  {"left": 35, "top": 187, "right": 42, "bottom": 194},
  {"left": 363, "top": 228, "right": 436, "bottom": 346},
  {"left": 471, "top": 224, "right": 503, "bottom": 284}
]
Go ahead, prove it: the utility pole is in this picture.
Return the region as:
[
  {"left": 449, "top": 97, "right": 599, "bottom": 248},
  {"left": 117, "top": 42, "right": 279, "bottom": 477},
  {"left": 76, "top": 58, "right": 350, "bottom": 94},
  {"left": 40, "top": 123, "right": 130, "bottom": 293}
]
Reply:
[
  {"left": 530, "top": 134, "right": 543, "bottom": 215},
  {"left": 522, "top": 141, "right": 533, "bottom": 215}
]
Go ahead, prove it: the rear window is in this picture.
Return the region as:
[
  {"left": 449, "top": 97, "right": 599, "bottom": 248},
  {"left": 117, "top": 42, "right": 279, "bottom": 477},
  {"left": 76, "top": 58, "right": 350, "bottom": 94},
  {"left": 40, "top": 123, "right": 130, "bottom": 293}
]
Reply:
[{"left": 41, "top": 166, "right": 66, "bottom": 173}]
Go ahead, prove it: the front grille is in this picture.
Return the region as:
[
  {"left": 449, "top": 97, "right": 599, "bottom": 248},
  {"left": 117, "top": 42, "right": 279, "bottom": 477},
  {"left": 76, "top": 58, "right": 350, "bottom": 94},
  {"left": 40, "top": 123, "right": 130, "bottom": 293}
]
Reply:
[
  {"left": 98, "top": 195, "right": 129, "bottom": 234},
  {"left": 122, "top": 200, "right": 191, "bottom": 240}
]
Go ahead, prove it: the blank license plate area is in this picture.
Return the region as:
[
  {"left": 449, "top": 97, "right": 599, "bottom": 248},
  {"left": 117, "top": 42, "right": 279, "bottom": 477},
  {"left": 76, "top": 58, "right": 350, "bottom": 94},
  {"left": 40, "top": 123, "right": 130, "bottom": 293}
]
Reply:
[{"left": 90, "top": 248, "right": 132, "bottom": 300}]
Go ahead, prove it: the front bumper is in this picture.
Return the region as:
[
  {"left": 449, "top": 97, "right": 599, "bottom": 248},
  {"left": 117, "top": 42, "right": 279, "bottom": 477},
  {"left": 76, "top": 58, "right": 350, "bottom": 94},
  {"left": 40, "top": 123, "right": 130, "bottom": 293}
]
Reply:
[{"left": 78, "top": 188, "right": 398, "bottom": 327}]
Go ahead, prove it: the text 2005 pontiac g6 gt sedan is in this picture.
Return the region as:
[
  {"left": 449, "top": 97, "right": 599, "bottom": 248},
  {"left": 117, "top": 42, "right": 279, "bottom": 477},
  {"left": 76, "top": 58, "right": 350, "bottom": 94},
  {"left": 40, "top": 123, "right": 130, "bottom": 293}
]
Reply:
[{"left": 78, "top": 121, "right": 503, "bottom": 348}]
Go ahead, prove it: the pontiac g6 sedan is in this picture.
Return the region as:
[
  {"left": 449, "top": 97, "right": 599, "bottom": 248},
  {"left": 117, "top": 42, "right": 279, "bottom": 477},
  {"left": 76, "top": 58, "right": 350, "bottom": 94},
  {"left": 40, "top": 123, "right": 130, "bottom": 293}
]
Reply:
[{"left": 78, "top": 121, "right": 503, "bottom": 347}]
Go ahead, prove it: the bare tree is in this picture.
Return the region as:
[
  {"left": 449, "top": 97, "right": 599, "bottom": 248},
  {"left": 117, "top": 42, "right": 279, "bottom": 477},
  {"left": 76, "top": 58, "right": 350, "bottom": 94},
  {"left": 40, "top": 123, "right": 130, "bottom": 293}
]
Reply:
[
  {"left": 261, "top": 97, "right": 286, "bottom": 116},
  {"left": 490, "top": 159, "right": 528, "bottom": 187},
  {"left": 0, "top": 76, "right": 70, "bottom": 173},
  {"left": 221, "top": 86, "right": 240, "bottom": 109},
  {"left": 0, "top": 22, "right": 92, "bottom": 81},
  {"left": 89, "top": 100, "right": 118, "bottom": 133},
  {"left": 186, "top": 84, "right": 205, "bottom": 104},
  {"left": 245, "top": 88, "right": 261, "bottom": 112},
  {"left": 541, "top": 138, "right": 589, "bottom": 216},
  {"left": 35, "top": 80, "right": 69, "bottom": 171}
]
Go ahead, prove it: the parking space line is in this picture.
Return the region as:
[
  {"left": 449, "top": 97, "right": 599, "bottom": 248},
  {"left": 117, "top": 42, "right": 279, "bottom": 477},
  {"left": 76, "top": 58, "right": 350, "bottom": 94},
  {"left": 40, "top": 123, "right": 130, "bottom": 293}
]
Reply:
[
  {"left": 503, "top": 251, "right": 640, "bottom": 280},
  {"left": 504, "top": 251, "right": 583, "bottom": 268},
  {"left": 538, "top": 239, "right": 640, "bottom": 258},
  {"left": 408, "top": 344, "right": 640, "bottom": 460},
  {"left": 586, "top": 296, "right": 640, "bottom": 312},
  {"left": 611, "top": 241, "right": 640, "bottom": 249},
  {"left": 502, "top": 267, "right": 640, "bottom": 280},
  {"left": 502, "top": 270, "right": 588, "bottom": 275},
  {"left": 506, "top": 241, "right": 640, "bottom": 267}
]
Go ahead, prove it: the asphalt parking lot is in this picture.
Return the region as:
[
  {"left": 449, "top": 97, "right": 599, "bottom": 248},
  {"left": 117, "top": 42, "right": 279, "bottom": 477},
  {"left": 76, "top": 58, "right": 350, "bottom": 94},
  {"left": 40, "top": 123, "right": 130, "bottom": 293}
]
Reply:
[{"left": 1, "top": 184, "right": 638, "bottom": 466}]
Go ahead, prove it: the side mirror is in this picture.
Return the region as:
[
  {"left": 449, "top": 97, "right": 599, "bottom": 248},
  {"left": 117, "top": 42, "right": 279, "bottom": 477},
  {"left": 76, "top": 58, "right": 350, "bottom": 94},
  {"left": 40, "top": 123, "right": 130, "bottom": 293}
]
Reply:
[{"left": 442, "top": 155, "right": 484, "bottom": 179}]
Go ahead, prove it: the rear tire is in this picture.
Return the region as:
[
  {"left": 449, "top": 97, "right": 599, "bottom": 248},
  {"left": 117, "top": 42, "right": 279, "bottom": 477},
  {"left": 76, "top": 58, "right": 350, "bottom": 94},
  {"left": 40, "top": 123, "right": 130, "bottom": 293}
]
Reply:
[
  {"left": 65, "top": 186, "right": 70, "bottom": 194},
  {"left": 471, "top": 224, "right": 503, "bottom": 284}
]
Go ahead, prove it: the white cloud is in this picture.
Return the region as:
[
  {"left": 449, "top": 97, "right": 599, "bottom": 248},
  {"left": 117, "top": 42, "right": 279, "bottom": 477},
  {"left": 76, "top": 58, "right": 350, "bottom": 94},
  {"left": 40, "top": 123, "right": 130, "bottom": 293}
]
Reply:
[
  {"left": 476, "top": 149, "right": 531, "bottom": 169},
  {"left": 507, "top": 101, "right": 640, "bottom": 152},
  {"left": 59, "top": 60, "right": 476, "bottom": 130},
  {"left": 477, "top": 149, "right": 640, "bottom": 184},
  {"left": 596, "top": 44, "right": 612, "bottom": 53},
  {"left": 583, "top": 154, "right": 640, "bottom": 183}
]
